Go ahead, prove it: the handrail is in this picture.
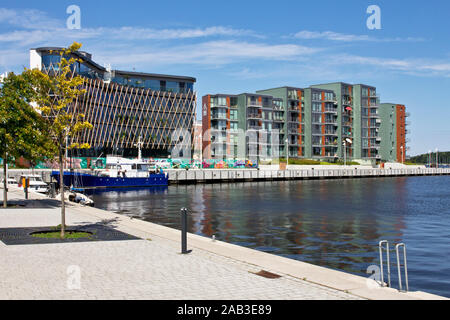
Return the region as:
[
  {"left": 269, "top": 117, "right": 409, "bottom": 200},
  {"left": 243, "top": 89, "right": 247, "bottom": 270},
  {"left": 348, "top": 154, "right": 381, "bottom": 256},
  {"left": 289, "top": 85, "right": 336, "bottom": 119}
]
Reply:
[
  {"left": 379, "top": 240, "right": 391, "bottom": 287},
  {"left": 396, "top": 243, "right": 409, "bottom": 292}
]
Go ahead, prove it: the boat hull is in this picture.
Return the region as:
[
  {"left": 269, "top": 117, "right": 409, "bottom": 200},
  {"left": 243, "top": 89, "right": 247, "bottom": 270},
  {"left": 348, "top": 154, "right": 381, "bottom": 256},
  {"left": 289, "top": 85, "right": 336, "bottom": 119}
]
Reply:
[{"left": 51, "top": 171, "right": 168, "bottom": 189}]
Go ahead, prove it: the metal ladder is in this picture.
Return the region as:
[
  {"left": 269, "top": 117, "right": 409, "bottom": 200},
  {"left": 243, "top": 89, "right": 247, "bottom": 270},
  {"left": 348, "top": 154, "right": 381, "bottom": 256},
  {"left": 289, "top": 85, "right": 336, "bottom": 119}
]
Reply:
[{"left": 378, "top": 240, "right": 409, "bottom": 292}]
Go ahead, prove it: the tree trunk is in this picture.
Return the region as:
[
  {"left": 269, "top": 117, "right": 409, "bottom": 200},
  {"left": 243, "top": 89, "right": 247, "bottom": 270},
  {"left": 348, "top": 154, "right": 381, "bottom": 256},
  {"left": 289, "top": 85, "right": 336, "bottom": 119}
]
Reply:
[
  {"left": 59, "top": 147, "right": 65, "bottom": 239},
  {"left": 2, "top": 152, "right": 7, "bottom": 208}
]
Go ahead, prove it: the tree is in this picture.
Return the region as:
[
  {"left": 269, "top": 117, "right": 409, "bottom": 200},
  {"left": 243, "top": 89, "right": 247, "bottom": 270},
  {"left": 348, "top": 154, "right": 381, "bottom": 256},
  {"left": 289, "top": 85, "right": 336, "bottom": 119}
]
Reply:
[
  {"left": 0, "top": 72, "right": 56, "bottom": 208},
  {"left": 27, "top": 42, "right": 92, "bottom": 238}
]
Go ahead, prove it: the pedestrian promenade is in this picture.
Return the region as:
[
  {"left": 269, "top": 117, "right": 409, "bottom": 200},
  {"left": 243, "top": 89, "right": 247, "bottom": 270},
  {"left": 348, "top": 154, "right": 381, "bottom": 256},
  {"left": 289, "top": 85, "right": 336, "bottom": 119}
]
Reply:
[{"left": 0, "top": 187, "right": 446, "bottom": 300}]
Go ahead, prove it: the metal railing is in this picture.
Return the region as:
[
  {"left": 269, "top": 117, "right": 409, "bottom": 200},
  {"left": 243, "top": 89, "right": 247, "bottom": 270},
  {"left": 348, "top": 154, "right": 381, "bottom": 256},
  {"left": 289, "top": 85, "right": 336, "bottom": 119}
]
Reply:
[
  {"left": 396, "top": 243, "right": 409, "bottom": 292},
  {"left": 378, "top": 240, "right": 409, "bottom": 292},
  {"left": 379, "top": 240, "right": 391, "bottom": 287}
]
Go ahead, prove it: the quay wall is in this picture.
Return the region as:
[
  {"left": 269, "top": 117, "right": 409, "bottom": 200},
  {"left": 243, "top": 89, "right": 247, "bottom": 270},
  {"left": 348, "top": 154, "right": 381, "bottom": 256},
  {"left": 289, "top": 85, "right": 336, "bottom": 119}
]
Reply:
[
  {"left": 1, "top": 167, "right": 449, "bottom": 186},
  {"left": 166, "top": 167, "right": 450, "bottom": 184}
]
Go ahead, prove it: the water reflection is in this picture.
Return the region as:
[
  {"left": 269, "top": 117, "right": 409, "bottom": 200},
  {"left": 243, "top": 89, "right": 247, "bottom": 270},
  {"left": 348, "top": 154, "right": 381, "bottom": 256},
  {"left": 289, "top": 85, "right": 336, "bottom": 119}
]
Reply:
[{"left": 91, "top": 177, "right": 450, "bottom": 297}]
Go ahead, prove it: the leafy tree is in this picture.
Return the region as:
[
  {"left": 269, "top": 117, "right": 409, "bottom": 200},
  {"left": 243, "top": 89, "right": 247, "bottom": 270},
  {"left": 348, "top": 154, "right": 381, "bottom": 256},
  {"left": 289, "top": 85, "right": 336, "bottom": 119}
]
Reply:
[
  {"left": 27, "top": 42, "right": 92, "bottom": 238},
  {"left": 0, "top": 72, "right": 56, "bottom": 208}
]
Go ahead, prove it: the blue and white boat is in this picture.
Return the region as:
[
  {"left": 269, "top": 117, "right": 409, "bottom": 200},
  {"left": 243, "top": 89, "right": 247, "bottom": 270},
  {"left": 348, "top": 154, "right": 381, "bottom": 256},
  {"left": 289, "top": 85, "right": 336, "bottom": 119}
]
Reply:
[{"left": 51, "top": 156, "right": 169, "bottom": 190}]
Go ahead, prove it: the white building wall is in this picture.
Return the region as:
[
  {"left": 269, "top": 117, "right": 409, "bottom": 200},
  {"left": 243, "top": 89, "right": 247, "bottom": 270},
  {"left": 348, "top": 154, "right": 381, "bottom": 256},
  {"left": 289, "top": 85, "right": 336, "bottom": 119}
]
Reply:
[{"left": 29, "top": 50, "right": 42, "bottom": 70}]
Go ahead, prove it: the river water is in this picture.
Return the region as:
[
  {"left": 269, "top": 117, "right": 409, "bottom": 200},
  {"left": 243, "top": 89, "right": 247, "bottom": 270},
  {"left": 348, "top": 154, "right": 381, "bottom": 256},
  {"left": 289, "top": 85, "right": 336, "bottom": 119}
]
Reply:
[{"left": 91, "top": 176, "right": 450, "bottom": 297}]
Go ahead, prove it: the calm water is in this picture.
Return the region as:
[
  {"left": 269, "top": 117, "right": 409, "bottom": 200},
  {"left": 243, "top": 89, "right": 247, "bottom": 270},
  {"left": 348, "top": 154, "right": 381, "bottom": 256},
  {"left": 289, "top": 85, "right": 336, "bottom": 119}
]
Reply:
[{"left": 91, "top": 176, "right": 450, "bottom": 297}]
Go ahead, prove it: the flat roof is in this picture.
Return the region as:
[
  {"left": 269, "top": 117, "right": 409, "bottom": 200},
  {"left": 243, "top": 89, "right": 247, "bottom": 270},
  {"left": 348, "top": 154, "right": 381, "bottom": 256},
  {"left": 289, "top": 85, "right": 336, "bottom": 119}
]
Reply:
[
  {"left": 32, "top": 47, "right": 196, "bottom": 82},
  {"left": 256, "top": 86, "right": 304, "bottom": 92}
]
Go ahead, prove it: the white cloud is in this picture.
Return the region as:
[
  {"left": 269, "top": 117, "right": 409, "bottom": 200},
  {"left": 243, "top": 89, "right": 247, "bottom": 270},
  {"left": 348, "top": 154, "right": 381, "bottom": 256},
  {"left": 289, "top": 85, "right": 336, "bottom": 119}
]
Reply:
[
  {"left": 293, "top": 30, "right": 425, "bottom": 42},
  {"left": 94, "top": 41, "right": 321, "bottom": 67},
  {"left": 0, "top": 8, "right": 62, "bottom": 29},
  {"left": 331, "top": 54, "right": 450, "bottom": 77}
]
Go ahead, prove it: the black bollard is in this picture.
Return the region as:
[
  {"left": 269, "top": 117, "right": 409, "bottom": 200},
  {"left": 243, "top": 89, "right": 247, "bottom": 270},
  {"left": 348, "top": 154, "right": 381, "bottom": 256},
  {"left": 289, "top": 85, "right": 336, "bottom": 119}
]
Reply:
[{"left": 181, "top": 208, "right": 192, "bottom": 254}]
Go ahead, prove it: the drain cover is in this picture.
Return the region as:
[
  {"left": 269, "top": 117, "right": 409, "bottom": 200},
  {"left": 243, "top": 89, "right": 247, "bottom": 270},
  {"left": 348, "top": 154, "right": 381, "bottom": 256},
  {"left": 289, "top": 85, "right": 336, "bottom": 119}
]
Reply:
[{"left": 253, "top": 270, "right": 281, "bottom": 279}]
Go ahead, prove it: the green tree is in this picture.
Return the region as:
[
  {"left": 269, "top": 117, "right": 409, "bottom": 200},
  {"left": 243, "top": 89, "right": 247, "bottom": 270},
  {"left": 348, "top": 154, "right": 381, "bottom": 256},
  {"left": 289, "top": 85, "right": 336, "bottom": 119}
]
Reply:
[
  {"left": 0, "top": 71, "right": 56, "bottom": 208},
  {"left": 27, "top": 42, "right": 92, "bottom": 238}
]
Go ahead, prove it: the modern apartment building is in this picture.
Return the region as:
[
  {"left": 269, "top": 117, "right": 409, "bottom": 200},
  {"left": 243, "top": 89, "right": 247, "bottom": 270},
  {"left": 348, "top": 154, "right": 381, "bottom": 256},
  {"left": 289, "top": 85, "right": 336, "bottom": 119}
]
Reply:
[
  {"left": 202, "top": 93, "right": 285, "bottom": 161},
  {"left": 379, "top": 103, "right": 409, "bottom": 162},
  {"left": 257, "top": 87, "right": 339, "bottom": 160},
  {"left": 30, "top": 47, "right": 197, "bottom": 158},
  {"left": 203, "top": 84, "right": 407, "bottom": 163},
  {"left": 310, "top": 83, "right": 382, "bottom": 161}
]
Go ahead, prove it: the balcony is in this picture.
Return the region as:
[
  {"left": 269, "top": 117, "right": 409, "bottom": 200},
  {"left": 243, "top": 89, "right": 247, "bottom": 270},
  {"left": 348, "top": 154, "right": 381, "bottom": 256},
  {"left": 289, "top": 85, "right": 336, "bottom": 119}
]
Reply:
[
  {"left": 342, "top": 100, "right": 353, "bottom": 106},
  {"left": 211, "top": 114, "right": 228, "bottom": 120},
  {"left": 324, "top": 108, "right": 338, "bottom": 114},
  {"left": 247, "top": 113, "right": 262, "bottom": 120},
  {"left": 210, "top": 104, "right": 228, "bottom": 109},
  {"left": 323, "top": 98, "right": 338, "bottom": 104},
  {"left": 273, "top": 105, "right": 284, "bottom": 111},
  {"left": 247, "top": 102, "right": 262, "bottom": 108},
  {"left": 210, "top": 127, "right": 227, "bottom": 132}
]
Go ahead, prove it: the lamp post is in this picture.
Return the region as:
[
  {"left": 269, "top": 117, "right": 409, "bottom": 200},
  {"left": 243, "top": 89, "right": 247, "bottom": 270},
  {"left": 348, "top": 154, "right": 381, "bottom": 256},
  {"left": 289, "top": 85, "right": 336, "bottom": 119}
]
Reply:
[
  {"left": 343, "top": 141, "right": 347, "bottom": 166},
  {"left": 285, "top": 138, "right": 289, "bottom": 170},
  {"left": 343, "top": 138, "right": 352, "bottom": 166}
]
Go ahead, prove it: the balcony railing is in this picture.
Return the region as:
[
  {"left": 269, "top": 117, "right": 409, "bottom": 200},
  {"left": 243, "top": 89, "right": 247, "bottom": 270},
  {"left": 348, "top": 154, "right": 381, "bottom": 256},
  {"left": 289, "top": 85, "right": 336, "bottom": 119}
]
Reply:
[
  {"left": 210, "top": 104, "right": 229, "bottom": 109},
  {"left": 247, "top": 113, "right": 262, "bottom": 119},
  {"left": 211, "top": 115, "right": 228, "bottom": 120},
  {"left": 342, "top": 100, "right": 353, "bottom": 106}
]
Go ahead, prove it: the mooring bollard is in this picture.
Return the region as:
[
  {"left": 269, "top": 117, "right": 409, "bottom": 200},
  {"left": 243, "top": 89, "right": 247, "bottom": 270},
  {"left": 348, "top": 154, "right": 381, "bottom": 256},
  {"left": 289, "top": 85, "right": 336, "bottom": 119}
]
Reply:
[{"left": 180, "top": 208, "right": 192, "bottom": 254}]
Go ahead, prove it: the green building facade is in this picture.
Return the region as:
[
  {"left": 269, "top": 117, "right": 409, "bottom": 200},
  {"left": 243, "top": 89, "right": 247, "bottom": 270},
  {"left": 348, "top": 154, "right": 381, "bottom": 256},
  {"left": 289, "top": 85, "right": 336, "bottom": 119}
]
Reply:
[{"left": 202, "top": 83, "right": 407, "bottom": 163}]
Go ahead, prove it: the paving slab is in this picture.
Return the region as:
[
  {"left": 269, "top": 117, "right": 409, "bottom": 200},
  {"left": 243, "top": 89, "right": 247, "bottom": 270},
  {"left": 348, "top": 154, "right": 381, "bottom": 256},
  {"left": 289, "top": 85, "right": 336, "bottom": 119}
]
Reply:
[{"left": 0, "top": 186, "right": 446, "bottom": 300}]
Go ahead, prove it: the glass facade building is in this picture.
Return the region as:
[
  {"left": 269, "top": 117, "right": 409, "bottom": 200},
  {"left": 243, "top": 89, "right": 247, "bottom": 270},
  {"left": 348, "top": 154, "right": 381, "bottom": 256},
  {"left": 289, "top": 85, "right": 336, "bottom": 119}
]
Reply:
[{"left": 30, "top": 47, "right": 197, "bottom": 158}]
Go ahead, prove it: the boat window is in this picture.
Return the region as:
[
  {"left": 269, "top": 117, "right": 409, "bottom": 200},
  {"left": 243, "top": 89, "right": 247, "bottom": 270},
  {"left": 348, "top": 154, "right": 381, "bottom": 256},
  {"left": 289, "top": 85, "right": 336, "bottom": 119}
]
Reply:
[{"left": 132, "top": 164, "right": 137, "bottom": 170}]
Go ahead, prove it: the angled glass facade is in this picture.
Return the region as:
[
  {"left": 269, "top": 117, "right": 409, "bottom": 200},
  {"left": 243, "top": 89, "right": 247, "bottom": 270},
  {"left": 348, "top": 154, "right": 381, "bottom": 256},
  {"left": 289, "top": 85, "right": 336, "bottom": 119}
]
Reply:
[{"left": 33, "top": 47, "right": 197, "bottom": 158}]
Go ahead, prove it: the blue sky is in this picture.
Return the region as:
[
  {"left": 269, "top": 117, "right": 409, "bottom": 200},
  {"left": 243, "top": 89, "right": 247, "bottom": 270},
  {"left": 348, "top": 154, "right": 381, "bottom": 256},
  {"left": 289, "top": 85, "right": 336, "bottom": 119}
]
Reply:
[{"left": 1, "top": 0, "right": 450, "bottom": 156}]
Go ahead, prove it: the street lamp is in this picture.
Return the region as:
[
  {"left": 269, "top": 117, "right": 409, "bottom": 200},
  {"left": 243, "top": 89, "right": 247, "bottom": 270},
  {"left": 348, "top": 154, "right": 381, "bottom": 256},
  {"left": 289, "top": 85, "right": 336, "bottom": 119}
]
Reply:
[
  {"left": 343, "top": 138, "right": 352, "bottom": 166},
  {"left": 285, "top": 138, "right": 289, "bottom": 170}
]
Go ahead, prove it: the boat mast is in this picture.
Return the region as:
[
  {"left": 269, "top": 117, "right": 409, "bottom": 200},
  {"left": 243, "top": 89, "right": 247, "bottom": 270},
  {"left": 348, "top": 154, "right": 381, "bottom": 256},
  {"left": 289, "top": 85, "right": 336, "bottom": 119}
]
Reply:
[{"left": 135, "top": 136, "right": 143, "bottom": 160}]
